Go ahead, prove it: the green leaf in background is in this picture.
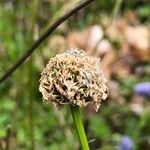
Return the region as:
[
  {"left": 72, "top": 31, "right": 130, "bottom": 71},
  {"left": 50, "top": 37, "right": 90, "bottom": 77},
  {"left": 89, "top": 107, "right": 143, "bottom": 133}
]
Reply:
[
  {"left": 0, "top": 128, "right": 5, "bottom": 137},
  {"left": 136, "top": 108, "right": 150, "bottom": 150},
  {"left": 90, "top": 115, "right": 111, "bottom": 140},
  {"left": 0, "top": 97, "right": 15, "bottom": 111},
  {"left": 125, "top": 117, "right": 139, "bottom": 137},
  {"left": 137, "top": 5, "right": 150, "bottom": 19},
  {"left": 99, "top": 145, "right": 116, "bottom": 150}
]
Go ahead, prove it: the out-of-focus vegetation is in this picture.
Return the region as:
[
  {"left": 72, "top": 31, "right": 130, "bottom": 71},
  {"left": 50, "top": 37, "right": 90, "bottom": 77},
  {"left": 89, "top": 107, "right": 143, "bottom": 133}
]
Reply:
[{"left": 0, "top": 0, "right": 150, "bottom": 149}]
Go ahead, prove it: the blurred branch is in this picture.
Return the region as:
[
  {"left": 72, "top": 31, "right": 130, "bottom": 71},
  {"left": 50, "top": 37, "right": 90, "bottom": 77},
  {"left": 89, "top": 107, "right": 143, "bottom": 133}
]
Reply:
[{"left": 0, "top": 0, "right": 95, "bottom": 84}]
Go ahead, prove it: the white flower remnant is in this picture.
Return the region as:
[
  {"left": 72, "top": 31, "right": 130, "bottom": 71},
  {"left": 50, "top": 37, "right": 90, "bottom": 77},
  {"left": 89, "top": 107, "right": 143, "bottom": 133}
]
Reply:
[{"left": 39, "top": 49, "right": 109, "bottom": 111}]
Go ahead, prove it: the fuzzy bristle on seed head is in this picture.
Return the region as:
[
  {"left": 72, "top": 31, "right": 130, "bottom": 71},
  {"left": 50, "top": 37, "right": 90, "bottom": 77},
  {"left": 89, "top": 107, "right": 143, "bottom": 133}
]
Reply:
[{"left": 39, "top": 49, "right": 109, "bottom": 111}]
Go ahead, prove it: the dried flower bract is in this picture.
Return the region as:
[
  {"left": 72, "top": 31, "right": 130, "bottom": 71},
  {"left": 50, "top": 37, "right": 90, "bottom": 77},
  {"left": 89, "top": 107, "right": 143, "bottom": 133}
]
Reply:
[{"left": 39, "top": 49, "right": 108, "bottom": 111}]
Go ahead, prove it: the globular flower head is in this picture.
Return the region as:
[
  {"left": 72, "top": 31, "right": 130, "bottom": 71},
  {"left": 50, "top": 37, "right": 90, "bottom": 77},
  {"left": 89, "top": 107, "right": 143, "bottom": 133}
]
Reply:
[
  {"left": 118, "top": 136, "right": 133, "bottom": 150},
  {"left": 134, "top": 82, "right": 150, "bottom": 97},
  {"left": 39, "top": 49, "right": 109, "bottom": 111}
]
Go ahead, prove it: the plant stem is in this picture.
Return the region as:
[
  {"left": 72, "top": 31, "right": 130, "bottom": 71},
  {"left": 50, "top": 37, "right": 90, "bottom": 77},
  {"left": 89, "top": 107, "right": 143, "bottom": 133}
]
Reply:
[
  {"left": 27, "top": 1, "right": 39, "bottom": 149},
  {"left": 112, "top": 0, "right": 123, "bottom": 23},
  {"left": 70, "top": 106, "right": 89, "bottom": 150}
]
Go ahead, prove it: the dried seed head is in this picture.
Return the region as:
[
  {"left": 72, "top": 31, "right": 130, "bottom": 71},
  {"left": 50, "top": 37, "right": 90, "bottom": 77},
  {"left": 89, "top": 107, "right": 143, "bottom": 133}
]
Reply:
[{"left": 39, "top": 49, "right": 109, "bottom": 111}]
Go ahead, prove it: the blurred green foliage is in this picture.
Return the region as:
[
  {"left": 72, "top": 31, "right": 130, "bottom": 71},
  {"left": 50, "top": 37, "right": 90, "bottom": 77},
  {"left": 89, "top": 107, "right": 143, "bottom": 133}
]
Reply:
[{"left": 0, "top": 0, "right": 149, "bottom": 150}]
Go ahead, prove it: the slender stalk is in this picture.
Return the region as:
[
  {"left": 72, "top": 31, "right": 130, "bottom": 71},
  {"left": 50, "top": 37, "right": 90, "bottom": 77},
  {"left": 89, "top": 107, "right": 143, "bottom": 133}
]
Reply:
[
  {"left": 70, "top": 106, "right": 89, "bottom": 150},
  {"left": 112, "top": 0, "right": 123, "bottom": 23},
  {"left": 27, "top": 1, "right": 39, "bottom": 149},
  {"left": 28, "top": 56, "right": 34, "bottom": 150}
]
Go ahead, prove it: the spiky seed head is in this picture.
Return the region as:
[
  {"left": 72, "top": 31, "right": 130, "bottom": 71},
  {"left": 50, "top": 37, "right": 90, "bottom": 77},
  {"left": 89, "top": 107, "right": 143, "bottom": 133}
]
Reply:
[{"left": 39, "top": 49, "right": 109, "bottom": 111}]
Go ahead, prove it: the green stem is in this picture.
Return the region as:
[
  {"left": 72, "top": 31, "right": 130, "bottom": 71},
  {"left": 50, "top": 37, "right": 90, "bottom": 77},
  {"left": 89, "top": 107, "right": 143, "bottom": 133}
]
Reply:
[
  {"left": 112, "top": 0, "right": 123, "bottom": 23},
  {"left": 27, "top": 1, "right": 39, "bottom": 149},
  {"left": 70, "top": 106, "right": 89, "bottom": 150}
]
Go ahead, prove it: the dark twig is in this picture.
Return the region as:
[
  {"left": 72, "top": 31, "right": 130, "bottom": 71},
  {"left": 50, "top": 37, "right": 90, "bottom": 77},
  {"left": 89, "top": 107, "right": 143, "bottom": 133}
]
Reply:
[{"left": 0, "top": 0, "right": 95, "bottom": 84}]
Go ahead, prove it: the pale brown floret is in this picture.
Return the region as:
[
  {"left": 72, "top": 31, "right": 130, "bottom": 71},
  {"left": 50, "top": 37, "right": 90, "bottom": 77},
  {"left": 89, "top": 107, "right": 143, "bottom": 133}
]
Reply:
[{"left": 39, "top": 49, "right": 108, "bottom": 111}]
